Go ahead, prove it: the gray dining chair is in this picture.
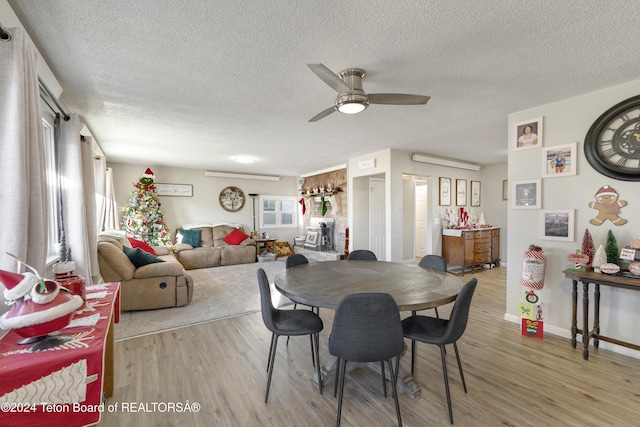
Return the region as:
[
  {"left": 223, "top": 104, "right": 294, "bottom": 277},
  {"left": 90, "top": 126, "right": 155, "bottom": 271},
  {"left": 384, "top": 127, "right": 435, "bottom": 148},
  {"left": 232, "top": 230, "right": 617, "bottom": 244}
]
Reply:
[
  {"left": 257, "top": 268, "right": 323, "bottom": 403},
  {"left": 329, "top": 293, "right": 404, "bottom": 427},
  {"left": 401, "top": 277, "right": 477, "bottom": 424},
  {"left": 416, "top": 254, "right": 448, "bottom": 318},
  {"left": 285, "top": 253, "right": 318, "bottom": 346},
  {"left": 286, "top": 254, "right": 310, "bottom": 312},
  {"left": 347, "top": 249, "right": 377, "bottom": 261}
]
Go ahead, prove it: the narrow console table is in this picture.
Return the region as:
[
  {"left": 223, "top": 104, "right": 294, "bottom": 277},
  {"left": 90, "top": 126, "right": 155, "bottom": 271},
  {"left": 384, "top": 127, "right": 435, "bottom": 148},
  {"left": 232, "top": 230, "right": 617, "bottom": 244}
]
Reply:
[
  {"left": 0, "top": 282, "right": 120, "bottom": 426},
  {"left": 563, "top": 269, "right": 640, "bottom": 360}
]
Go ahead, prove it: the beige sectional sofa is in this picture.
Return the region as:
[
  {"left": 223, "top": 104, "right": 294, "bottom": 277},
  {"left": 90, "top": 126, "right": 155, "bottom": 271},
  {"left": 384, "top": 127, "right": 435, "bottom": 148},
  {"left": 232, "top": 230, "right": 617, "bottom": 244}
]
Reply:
[
  {"left": 173, "top": 224, "right": 257, "bottom": 270},
  {"left": 97, "top": 232, "right": 194, "bottom": 311}
]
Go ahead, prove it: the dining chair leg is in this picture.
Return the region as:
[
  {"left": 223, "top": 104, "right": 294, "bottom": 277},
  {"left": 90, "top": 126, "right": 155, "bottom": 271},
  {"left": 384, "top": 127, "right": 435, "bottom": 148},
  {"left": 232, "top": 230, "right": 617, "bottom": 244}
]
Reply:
[
  {"left": 309, "top": 335, "right": 316, "bottom": 368},
  {"left": 267, "top": 333, "right": 276, "bottom": 372},
  {"left": 434, "top": 307, "right": 440, "bottom": 318},
  {"left": 334, "top": 358, "right": 340, "bottom": 398},
  {"left": 390, "top": 356, "right": 402, "bottom": 427},
  {"left": 439, "top": 345, "right": 454, "bottom": 424},
  {"left": 336, "top": 358, "right": 347, "bottom": 427},
  {"left": 265, "top": 334, "right": 280, "bottom": 403},
  {"left": 314, "top": 333, "right": 323, "bottom": 394},
  {"left": 410, "top": 339, "right": 416, "bottom": 375},
  {"left": 453, "top": 342, "right": 467, "bottom": 393},
  {"left": 381, "top": 361, "right": 387, "bottom": 397}
]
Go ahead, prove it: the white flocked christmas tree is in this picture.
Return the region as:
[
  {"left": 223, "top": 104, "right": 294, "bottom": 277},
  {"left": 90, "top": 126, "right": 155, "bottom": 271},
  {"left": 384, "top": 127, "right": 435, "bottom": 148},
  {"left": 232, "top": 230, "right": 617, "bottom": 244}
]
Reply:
[{"left": 121, "top": 168, "right": 171, "bottom": 246}]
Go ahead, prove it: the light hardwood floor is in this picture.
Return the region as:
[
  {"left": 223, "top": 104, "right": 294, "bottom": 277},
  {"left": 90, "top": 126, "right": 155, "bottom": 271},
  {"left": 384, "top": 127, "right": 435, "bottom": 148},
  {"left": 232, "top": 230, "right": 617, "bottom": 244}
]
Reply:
[{"left": 99, "top": 267, "right": 640, "bottom": 426}]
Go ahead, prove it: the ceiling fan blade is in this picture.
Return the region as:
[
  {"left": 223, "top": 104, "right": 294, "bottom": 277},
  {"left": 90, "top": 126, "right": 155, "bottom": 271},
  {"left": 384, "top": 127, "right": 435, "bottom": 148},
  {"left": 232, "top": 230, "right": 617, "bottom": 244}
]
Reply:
[
  {"left": 308, "top": 64, "right": 351, "bottom": 93},
  {"left": 308, "top": 106, "right": 337, "bottom": 122},
  {"left": 368, "top": 93, "right": 430, "bottom": 105}
]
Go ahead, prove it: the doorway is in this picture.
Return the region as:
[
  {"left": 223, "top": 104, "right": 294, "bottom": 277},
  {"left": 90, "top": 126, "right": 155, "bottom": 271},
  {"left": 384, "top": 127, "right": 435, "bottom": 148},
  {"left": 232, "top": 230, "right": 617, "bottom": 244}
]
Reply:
[
  {"left": 415, "top": 181, "right": 428, "bottom": 258},
  {"left": 369, "top": 178, "right": 386, "bottom": 260}
]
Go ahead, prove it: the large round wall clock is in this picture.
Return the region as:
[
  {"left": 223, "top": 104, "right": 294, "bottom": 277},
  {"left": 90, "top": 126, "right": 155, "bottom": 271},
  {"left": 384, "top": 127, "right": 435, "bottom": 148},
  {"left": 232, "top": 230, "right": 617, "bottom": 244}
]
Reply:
[
  {"left": 218, "top": 186, "right": 245, "bottom": 212},
  {"left": 584, "top": 94, "right": 640, "bottom": 181}
]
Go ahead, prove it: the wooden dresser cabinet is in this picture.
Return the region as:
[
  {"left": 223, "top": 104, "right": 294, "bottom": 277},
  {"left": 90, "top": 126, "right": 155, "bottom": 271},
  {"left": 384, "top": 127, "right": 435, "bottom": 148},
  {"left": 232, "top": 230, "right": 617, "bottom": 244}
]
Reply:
[{"left": 442, "top": 228, "right": 500, "bottom": 274}]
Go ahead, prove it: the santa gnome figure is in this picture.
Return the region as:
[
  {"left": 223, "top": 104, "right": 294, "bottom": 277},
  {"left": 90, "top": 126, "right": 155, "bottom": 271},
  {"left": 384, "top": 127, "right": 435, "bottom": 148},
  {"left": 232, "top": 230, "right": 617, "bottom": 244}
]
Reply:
[{"left": 0, "top": 269, "right": 83, "bottom": 338}]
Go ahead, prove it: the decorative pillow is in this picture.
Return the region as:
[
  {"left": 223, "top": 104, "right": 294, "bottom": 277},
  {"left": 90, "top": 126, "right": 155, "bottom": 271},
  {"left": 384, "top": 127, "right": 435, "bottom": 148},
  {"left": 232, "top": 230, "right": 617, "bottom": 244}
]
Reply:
[
  {"left": 178, "top": 229, "right": 201, "bottom": 247},
  {"left": 223, "top": 228, "right": 250, "bottom": 245},
  {"left": 123, "top": 246, "right": 165, "bottom": 268},
  {"left": 127, "top": 237, "right": 156, "bottom": 255}
]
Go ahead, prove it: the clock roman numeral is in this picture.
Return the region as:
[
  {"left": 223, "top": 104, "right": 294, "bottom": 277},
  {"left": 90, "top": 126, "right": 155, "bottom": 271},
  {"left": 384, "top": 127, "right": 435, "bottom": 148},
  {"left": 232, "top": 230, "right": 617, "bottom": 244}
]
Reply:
[
  {"left": 616, "top": 157, "right": 628, "bottom": 167},
  {"left": 600, "top": 147, "right": 615, "bottom": 158}
]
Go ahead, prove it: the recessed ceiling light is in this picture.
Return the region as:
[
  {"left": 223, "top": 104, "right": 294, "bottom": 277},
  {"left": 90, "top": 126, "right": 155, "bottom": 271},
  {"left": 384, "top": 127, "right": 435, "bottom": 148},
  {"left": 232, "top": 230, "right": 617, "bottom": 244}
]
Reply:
[{"left": 233, "top": 155, "right": 255, "bottom": 164}]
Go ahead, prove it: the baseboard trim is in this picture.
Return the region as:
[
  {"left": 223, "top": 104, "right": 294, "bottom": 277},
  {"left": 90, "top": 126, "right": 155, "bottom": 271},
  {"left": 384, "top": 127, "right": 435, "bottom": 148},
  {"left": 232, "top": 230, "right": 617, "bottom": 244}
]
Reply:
[{"left": 503, "top": 313, "right": 640, "bottom": 360}]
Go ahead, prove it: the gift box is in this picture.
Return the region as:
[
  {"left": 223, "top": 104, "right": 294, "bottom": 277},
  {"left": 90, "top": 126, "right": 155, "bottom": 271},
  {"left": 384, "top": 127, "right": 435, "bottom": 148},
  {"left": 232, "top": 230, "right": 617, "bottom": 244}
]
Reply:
[{"left": 521, "top": 318, "right": 544, "bottom": 338}]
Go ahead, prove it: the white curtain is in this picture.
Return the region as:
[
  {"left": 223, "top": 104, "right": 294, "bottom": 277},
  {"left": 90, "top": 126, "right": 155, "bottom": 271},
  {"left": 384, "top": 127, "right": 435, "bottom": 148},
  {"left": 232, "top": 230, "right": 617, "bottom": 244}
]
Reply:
[
  {"left": 0, "top": 27, "right": 47, "bottom": 274},
  {"left": 57, "top": 115, "right": 99, "bottom": 284},
  {"left": 103, "top": 167, "right": 120, "bottom": 230}
]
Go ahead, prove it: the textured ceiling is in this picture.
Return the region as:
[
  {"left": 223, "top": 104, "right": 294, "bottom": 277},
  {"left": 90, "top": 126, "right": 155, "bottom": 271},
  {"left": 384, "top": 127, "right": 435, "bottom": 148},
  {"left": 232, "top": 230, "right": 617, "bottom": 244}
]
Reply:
[{"left": 8, "top": 0, "right": 640, "bottom": 177}]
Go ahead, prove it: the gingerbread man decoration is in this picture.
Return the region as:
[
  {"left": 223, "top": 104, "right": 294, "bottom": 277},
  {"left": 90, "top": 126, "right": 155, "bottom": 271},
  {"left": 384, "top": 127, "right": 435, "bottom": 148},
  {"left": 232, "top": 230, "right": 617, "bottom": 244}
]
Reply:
[{"left": 588, "top": 185, "right": 627, "bottom": 226}]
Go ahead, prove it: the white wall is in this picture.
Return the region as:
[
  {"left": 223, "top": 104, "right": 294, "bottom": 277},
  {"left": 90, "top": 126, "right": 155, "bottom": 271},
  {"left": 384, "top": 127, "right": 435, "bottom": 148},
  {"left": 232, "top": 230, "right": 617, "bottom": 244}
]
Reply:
[
  {"left": 348, "top": 148, "right": 508, "bottom": 262},
  {"left": 507, "top": 79, "right": 640, "bottom": 358},
  {"left": 108, "top": 163, "right": 301, "bottom": 245}
]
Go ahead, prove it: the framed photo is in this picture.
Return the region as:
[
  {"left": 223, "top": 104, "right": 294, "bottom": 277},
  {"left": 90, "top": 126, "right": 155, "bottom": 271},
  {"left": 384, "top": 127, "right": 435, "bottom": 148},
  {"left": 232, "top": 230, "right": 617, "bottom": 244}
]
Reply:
[
  {"left": 512, "top": 179, "right": 541, "bottom": 209},
  {"left": 514, "top": 117, "right": 543, "bottom": 151},
  {"left": 156, "top": 183, "right": 193, "bottom": 197},
  {"left": 456, "top": 179, "right": 467, "bottom": 206},
  {"left": 471, "top": 181, "right": 481, "bottom": 207},
  {"left": 439, "top": 177, "right": 451, "bottom": 206},
  {"left": 542, "top": 142, "right": 577, "bottom": 178},
  {"left": 541, "top": 209, "right": 574, "bottom": 241},
  {"left": 502, "top": 180, "right": 508, "bottom": 200}
]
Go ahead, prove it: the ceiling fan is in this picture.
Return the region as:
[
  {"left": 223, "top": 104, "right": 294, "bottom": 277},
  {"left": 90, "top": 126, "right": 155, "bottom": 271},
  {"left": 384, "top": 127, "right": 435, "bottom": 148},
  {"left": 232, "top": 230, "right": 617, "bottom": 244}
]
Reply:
[{"left": 307, "top": 63, "right": 430, "bottom": 122}]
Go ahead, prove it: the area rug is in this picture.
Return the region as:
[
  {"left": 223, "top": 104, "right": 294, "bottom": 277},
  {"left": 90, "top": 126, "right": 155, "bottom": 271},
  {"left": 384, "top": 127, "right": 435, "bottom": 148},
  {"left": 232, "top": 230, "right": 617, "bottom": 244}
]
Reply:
[{"left": 114, "top": 261, "right": 287, "bottom": 341}]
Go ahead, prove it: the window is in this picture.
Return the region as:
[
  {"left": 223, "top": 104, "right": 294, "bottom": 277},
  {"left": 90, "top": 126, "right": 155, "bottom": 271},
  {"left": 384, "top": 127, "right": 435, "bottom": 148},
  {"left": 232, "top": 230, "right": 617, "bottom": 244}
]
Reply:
[
  {"left": 259, "top": 196, "right": 297, "bottom": 228},
  {"left": 42, "top": 106, "right": 60, "bottom": 260}
]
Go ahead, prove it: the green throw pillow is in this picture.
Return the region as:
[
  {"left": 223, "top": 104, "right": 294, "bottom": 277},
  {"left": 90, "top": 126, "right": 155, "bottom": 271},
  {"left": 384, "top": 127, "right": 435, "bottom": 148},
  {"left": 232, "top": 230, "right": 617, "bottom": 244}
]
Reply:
[
  {"left": 123, "top": 246, "right": 166, "bottom": 268},
  {"left": 178, "top": 229, "right": 201, "bottom": 247}
]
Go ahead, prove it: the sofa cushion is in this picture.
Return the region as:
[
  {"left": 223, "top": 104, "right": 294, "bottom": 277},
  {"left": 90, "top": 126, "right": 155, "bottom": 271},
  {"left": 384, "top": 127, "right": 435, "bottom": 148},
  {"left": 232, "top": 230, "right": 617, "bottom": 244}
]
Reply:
[
  {"left": 223, "top": 228, "right": 250, "bottom": 245},
  {"left": 177, "top": 229, "right": 201, "bottom": 247},
  {"left": 123, "top": 246, "right": 166, "bottom": 268},
  {"left": 127, "top": 237, "right": 156, "bottom": 255}
]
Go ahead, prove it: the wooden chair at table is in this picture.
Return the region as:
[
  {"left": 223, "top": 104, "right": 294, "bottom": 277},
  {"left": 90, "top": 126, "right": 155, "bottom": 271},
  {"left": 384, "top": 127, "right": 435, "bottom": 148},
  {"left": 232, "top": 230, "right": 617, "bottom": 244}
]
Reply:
[{"left": 257, "top": 268, "right": 323, "bottom": 402}]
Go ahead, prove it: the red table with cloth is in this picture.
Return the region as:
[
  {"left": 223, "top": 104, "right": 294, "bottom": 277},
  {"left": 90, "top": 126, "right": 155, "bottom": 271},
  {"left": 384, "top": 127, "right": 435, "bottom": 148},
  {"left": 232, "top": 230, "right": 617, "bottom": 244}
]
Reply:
[{"left": 0, "top": 282, "right": 120, "bottom": 427}]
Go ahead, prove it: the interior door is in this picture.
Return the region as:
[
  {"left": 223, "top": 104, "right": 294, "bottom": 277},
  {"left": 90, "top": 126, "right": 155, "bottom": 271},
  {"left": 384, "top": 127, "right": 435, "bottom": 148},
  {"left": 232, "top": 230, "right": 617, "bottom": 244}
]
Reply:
[
  {"left": 415, "top": 182, "right": 427, "bottom": 258},
  {"left": 369, "top": 178, "right": 386, "bottom": 260}
]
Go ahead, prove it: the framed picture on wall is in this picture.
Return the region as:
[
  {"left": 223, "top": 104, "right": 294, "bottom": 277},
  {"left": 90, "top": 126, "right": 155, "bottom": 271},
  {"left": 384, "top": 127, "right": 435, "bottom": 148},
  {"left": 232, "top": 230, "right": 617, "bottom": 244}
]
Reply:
[
  {"left": 541, "top": 209, "right": 574, "bottom": 241},
  {"left": 514, "top": 117, "right": 543, "bottom": 151},
  {"left": 512, "top": 179, "right": 541, "bottom": 209},
  {"left": 471, "top": 181, "right": 481, "bottom": 207},
  {"left": 542, "top": 142, "right": 577, "bottom": 178},
  {"left": 456, "top": 179, "right": 467, "bottom": 206},
  {"left": 439, "top": 177, "right": 451, "bottom": 206}
]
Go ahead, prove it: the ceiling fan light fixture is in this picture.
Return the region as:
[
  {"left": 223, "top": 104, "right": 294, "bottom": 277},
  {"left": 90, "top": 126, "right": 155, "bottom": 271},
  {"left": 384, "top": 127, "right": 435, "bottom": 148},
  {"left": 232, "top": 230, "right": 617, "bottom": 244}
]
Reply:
[{"left": 335, "top": 91, "right": 369, "bottom": 114}]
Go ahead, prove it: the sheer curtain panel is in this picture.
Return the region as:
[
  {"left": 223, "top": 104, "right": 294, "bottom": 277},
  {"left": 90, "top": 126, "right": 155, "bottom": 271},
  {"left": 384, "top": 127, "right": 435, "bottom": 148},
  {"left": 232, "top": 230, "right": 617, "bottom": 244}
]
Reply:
[
  {"left": 0, "top": 27, "right": 47, "bottom": 275},
  {"left": 57, "top": 116, "right": 98, "bottom": 284}
]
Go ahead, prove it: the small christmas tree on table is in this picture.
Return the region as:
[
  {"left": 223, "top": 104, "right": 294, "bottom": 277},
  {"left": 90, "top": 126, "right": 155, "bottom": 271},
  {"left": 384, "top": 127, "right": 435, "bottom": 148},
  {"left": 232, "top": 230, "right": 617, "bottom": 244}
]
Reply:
[
  {"left": 121, "top": 168, "right": 171, "bottom": 246},
  {"left": 605, "top": 229, "right": 619, "bottom": 265},
  {"left": 581, "top": 229, "right": 595, "bottom": 268}
]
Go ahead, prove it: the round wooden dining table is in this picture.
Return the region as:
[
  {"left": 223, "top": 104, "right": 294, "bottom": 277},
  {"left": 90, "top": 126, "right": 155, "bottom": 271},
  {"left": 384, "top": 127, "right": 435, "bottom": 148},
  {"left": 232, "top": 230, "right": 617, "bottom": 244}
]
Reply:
[
  {"left": 274, "top": 260, "right": 464, "bottom": 312},
  {"left": 273, "top": 259, "right": 466, "bottom": 397}
]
